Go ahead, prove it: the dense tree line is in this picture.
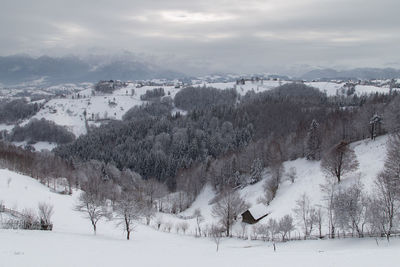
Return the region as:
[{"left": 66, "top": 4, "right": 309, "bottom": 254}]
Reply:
[
  {"left": 0, "top": 141, "right": 75, "bottom": 191},
  {"left": 94, "top": 80, "right": 127, "bottom": 94},
  {"left": 140, "top": 88, "right": 165, "bottom": 101},
  {"left": 174, "top": 86, "right": 238, "bottom": 111},
  {"left": 10, "top": 118, "right": 76, "bottom": 144},
  {"left": 55, "top": 98, "right": 253, "bottom": 189},
  {"left": 0, "top": 99, "right": 39, "bottom": 124}
]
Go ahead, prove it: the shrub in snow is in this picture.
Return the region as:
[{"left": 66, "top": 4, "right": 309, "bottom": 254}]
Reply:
[{"left": 38, "top": 202, "right": 54, "bottom": 230}]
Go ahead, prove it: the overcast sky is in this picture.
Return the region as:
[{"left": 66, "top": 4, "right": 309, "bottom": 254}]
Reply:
[{"left": 1, "top": 0, "right": 400, "bottom": 74}]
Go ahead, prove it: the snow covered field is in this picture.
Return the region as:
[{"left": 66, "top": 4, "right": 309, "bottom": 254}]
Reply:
[
  {"left": 0, "top": 135, "right": 398, "bottom": 267},
  {"left": 1, "top": 228, "right": 399, "bottom": 267}
]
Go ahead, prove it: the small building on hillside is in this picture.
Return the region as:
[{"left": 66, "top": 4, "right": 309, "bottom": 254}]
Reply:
[{"left": 241, "top": 204, "right": 269, "bottom": 224}]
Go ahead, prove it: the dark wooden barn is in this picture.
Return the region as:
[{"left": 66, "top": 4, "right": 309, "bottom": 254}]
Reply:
[{"left": 241, "top": 204, "right": 269, "bottom": 224}]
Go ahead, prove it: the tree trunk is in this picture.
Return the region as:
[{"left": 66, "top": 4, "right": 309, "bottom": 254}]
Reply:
[{"left": 92, "top": 221, "right": 97, "bottom": 235}]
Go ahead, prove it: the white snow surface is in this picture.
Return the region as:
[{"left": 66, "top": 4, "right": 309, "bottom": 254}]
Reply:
[
  {"left": 0, "top": 135, "right": 398, "bottom": 267},
  {"left": 12, "top": 141, "right": 57, "bottom": 152}
]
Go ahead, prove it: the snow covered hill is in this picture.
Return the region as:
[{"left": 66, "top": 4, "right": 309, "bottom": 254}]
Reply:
[
  {"left": 1, "top": 78, "right": 396, "bottom": 144},
  {"left": 180, "top": 135, "right": 388, "bottom": 232},
  {"left": 1, "top": 135, "right": 398, "bottom": 267},
  {"left": 23, "top": 83, "right": 181, "bottom": 137}
]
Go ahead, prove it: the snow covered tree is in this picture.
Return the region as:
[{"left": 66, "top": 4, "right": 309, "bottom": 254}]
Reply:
[
  {"left": 369, "top": 114, "right": 383, "bottom": 140},
  {"left": 249, "top": 158, "right": 263, "bottom": 184},
  {"left": 321, "top": 141, "right": 359, "bottom": 183},
  {"left": 306, "top": 119, "right": 322, "bottom": 160},
  {"left": 212, "top": 189, "right": 249, "bottom": 237}
]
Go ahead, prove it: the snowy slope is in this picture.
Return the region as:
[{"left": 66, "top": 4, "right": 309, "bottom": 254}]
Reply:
[
  {"left": 21, "top": 83, "right": 181, "bottom": 137},
  {"left": 1, "top": 164, "right": 400, "bottom": 267},
  {"left": 180, "top": 135, "right": 389, "bottom": 230},
  {"left": 0, "top": 135, "right": 399, "bottom": 267}
]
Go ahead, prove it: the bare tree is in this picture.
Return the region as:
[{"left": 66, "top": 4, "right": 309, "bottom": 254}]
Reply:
[
  {"left": 180, "top": 222, "right": 189, "bottom": 234},
  {"left": 321, "top": 180, "right": 337, "bottom": 239},
  {"left": 267, "top": 218, "right": 279, "bottom": 241},
  {"left": 332, "top": 181, "right": 368, "bottom": 237},
  {"left": 366, "top": 134, "right": 400, "bottom": 240},
  {"left": 155, "top": 215, "right": 163, "bottom": 230},
  {"left": 210, "top": 224, "right": 224, "bottom": 252},
  {"left": 212, "top": 189, "right": 249, "bottom": 237},
  {"left": 278, "top": 214, "right": 295, "bottom": 241},
  {"left": 175, "top": 223, "right": 181, "bottom": 234},
  {"left": 252, "top": 223, "right": 269, "bottom": 241},
  {"left": 142, "top": 201, "right": 155, "bottom": 226},
  {"left": 321, "top": 141, "right": 359, "bottom": 183},
  {"left": 21, "top": 208, "right": 39, "bottom": 229},
  {"left": 113, "top": 190, "right": 142, "bottom": 240},
  {"left": 143, "top": 179, "right": 168, "bottom": 207},
  {"left": 293, "top": 193, "right": 315, "bottom": 239},
  {"left": 369, "top": 172, "right": 398, "bottom": 241},
  {"left": 164, "top": 221, "right": 173, "bottom": 232},
  {"left": 193, "top": 208, "right": 204, "bottom": 237},
  {"left": 315, "top": 207, "right": 324, "bottom": 238},
  {"left": 75, "top": 176, "right": 109, "bottom": 235},
  {"left": 239, "top": 222, "right": 248, "bottom": 239},
  {"left": 262, "top": 161, "right": 284, "bottom": 205}
]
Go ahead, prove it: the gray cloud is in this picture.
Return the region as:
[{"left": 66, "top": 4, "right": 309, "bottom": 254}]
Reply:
[{"left": 1, "top": 0, "right": 400, "bottom": 74}]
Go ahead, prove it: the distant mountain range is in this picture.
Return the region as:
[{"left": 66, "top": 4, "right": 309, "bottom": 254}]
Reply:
[
  {"left": 300, "top": 68, "right": 400, "bottom": 81},
  {"left": 1, "top": 55, "right": 400, "bottom": 86},
  {"left": 0, "top": 55, "right": 185, "bottom": 86}
]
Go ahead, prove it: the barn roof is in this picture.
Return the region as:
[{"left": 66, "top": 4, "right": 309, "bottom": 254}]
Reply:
[{"left": 248, "top": 204, "right": 270, "bottom": 220}]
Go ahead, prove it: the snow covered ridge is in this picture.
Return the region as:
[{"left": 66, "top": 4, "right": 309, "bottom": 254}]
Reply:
[
  {"left": 1, "top": 78, "right": 397, "bottom": 139},
  {"left": 1, "top": 135, "right": 400, "bottom": 267}
]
